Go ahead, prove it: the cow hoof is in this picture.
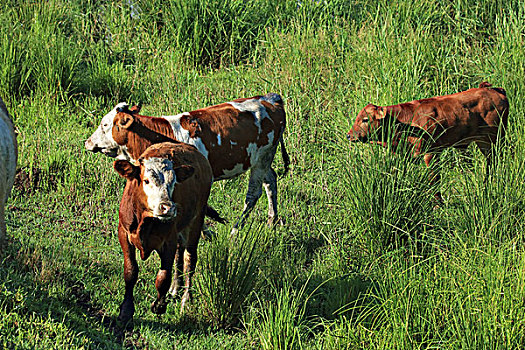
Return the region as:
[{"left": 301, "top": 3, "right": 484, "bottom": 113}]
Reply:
[
  {"left": 151, "top": 298, "right": 169, "bottom": 315},
  {"left": 117, "top": 302, "right": 135, "bottom": 326},
  {"left": 168, "top": 285, "right": 179, "bottom": 298},
  {"left": 267, "top": 217, "right": 284, "bottom": 228}
]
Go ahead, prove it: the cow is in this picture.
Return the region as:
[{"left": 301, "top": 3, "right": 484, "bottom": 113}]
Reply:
[
  {"left": 347, "top": 82, "right": 509, "bottom": 200},
  {"left": 85, "top": 93, "right": 289, "bottom": 233},
  {"left": 114, "top": 142, "right": 213, "bottom": 323},
  {"left": 0, "top": 97, "right": 17, "bottom": 246}
]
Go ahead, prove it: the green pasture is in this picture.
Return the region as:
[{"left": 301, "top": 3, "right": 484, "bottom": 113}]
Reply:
[{"left": 1, "top": 0, "right": 525, "bottom": 348}]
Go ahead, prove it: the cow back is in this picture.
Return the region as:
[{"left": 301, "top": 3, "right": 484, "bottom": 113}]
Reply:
[{"left": 384, "top": 85, "right": 508, "bottom": 150}]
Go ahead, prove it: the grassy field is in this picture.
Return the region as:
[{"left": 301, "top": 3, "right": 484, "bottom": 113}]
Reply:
[{"left": 1, "top": 0, "right": 525, "bottom": 348}]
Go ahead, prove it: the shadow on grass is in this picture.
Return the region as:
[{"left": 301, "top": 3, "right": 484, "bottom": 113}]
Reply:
[
  {"left": 302, "top": 273, "right": 379, "bottom": 323},
  {"left": 0, "top": 234, "right": 220, "bottom": 348}
]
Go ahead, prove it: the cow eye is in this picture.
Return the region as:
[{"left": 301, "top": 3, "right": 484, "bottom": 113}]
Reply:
[{"left": 144, "top": 179, "right": 150, "bottom": 185}]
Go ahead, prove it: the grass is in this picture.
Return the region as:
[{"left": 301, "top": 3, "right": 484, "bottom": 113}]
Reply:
[{"left": 1, "top": 0, "right": 525, "bottom": 348}]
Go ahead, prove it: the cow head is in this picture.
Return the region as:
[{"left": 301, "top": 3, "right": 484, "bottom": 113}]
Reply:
[
  {"left": 85, "top": 103, "right": 141, "bottom": 160},
  {"left": 347, "top": 104, "right": 387, "bottom": 142},
  {"left": 114, "top": 157, "right": 194, "bottom": 221}
]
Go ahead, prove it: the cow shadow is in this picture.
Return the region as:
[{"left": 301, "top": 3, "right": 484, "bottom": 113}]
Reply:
[
  {"left": 0, "top": 238, "right": 120, "bottom": 347},
  {"left": 0, "top": 232, "right": 219, "bottom": 348}
]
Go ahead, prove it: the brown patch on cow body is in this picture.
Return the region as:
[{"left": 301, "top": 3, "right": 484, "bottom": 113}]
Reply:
[{"left": 188, "top": 100, "right": 285, "bottom": 179}]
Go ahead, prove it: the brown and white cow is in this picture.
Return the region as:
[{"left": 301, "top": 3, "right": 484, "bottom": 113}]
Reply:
[
  {"left": 114, "top": 142, "right": 213, "bottom": 323},
  {"left": 86, "top": 93, "right": 289, "bottom": 233},
  {"left": 0, "top": 97, "right": 17, "bottom": 246},
  {"left": 347, "top": 82, "right": 509, "bottom": 198}
]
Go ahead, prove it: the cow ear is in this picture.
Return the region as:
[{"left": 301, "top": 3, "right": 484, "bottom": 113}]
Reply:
[
  {"left": 174, "top": 165, "right": 195, "bottom": 183},
  {"left": 118, "top": 114, "right": 134, "bottom": 129},
  {"left": 379, "top": 107, "right": 388, "bottom": 118},
  {"left": 114, "top": 160, "right": 140, "bottom": 180},
  {"left": 190, "top": 119, "right": 201, "bottom": 137},
  {"left": 129, "top": 104, "right": 142, "bottom": 114},
  {"left": 180, "top": 115, "right": 201, "bottom": 138},
  {"left": 373, "top": 106, "right": 387, "bottom": 119}
]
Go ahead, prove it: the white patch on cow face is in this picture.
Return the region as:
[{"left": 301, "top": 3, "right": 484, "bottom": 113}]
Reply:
[
  {"left": 163, "top": 113, "right": 209, "bottom": 158},
  {"left": 228, "top": 99, "right": 270, "bottom": 133},
  {"left": 86, "top": 102, "right": 132, "bottom": 160},
  {"left": 221, "top": 163, "right": 246, "bottom": 179},
  {"left": 141, "top": 157, "right": 178, "bottom": 221}
]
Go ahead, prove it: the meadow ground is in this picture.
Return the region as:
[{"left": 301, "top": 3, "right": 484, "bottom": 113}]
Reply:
[{"left": 1, "top": 0, "right": 525, "bottom": 348}]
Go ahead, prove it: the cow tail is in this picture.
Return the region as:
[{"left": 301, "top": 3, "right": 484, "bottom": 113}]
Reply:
[
  {"left": 279, "top": 134, "right": 290, "bottom": 177},
  {"left": 205, "top": 205, "right": 227, "bottom": 224}
]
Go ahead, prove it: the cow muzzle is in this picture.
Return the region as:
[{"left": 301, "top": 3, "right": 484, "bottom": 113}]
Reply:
[
  {"left": 154, "top": 202, "right": 177, "bottom": 221},
  {"left": 101, "top": 148, "right": 119, "bottom": 157},
  {"left": 85, "top": 138, "right": 98, "bottom": 152},
  {"left": 347, "top": 133, "right": 358, "bottom": 142},
  {"left": 347, "top": 132, "right": 366, "bottom": 143}
]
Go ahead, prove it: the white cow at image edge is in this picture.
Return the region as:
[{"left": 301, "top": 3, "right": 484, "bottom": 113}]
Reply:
[{"left": 0, "top": 97, "right": 17, "bottom": 245}]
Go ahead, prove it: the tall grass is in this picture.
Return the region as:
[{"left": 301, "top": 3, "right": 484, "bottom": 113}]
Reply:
[
  {"left": 342, "top": 132, "right": 438, "bottom": 255},
  {"left": 1, "top": 0, "right": 525, "bottom": 348},
  {"left": 196, "top": 227, "right": 264, "bottom": 328},
  {"left": 244, "top": 279, "right": 311, "bottom": 350}
]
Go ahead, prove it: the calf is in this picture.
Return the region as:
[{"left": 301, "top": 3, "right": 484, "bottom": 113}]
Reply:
[
  {"left": 114, "top": 142, "right": 213, "bottom": 323},
  {"left": 347, "top": 82, "right": 509, "bottom": 198},
  {"left": 0, "top": 97, "right": 17, "bottom": 246},
  {"left": 86, "top": 93, "right": 289, "bottom": 232}
]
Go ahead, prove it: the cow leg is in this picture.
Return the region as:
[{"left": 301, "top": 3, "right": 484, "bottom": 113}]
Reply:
[
  {"left": 476, "top": 142, "right": 494, "bottom": 181},
  {"left": 232, "top": 167, "right": 267, "bottom": 234},
  {"left": 262, "top": 168, "right": 280, "bottom": 227},
  {"left": 180, "top": 246, "right": 198, "bottom": 310},
  {"left": 168, "top": 243, "right": 184, "bottom": 298},
  {"left": 151, "top": 242, "right": 177, "bottom": 315},
  {"left": 424, "top": 153, "right": 442, "bottom": 203},
  {"left": 118, "top": 227, "right": 138, "bottom": 324},
  {"left": 181, "top": 220, "right": 202, "bottom": 310}
]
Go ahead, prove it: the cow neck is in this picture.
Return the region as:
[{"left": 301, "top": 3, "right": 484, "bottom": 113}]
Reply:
[{"left": 127, "top": 115, "right": 177, "bottom": 160}]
